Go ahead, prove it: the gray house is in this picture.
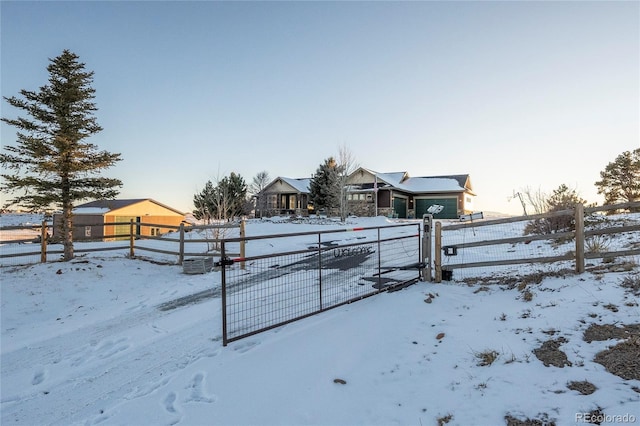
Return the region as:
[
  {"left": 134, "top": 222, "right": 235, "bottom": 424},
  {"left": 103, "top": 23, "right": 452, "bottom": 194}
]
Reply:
[
  {"left": 345, "top": 168, "right": 475, "bottom": 219},
  {"left": 258, "top": 169, "right": 476, "bottom": 219}
]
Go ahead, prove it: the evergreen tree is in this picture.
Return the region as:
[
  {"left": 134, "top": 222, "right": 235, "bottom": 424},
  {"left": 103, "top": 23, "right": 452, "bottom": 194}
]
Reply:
[
  {"left": 193, "top": 173, "right": 248, "bottom": 222},
  {"left": 193, "top": 180, "right": 216, "bottom": 223},
  {"left": 595, "top": 148, "right": 640, "bottom": 211},
  {"left": 1, "top": 50, "right": 122, "bottom": 260},
  {"left": 222, "top": 172, "right": 248, "bottom": 218},
  {"left": 309, "top": 157, "right": 341, "bottom": 211}
]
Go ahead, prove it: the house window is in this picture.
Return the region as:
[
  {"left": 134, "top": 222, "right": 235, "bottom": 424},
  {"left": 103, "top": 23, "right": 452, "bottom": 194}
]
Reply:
[{"left": 267, "top": 195, "right": 277, "bottom": 209}]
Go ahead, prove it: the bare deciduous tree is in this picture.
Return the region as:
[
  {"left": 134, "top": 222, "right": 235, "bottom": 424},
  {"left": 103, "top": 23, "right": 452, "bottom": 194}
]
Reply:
[
  {"left": 337, "top": 144, "right": 359, "bottom": 222},
  {"left": 250, "top": 170, "right": 270, "bottom": 218}
]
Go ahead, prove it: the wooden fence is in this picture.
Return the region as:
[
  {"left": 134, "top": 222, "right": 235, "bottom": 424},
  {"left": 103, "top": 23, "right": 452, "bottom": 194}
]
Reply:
[
  {"left": 0, "top": 220, "right": 245, "bottom": 266},
  {"left": 433, "top": 202, "right": 640, "bottom": 282}
]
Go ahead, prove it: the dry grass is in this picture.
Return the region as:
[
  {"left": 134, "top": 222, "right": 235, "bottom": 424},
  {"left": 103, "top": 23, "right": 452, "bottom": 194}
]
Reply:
[
  {"left": 474, "top": 349, "right": 499, "bottom": 366},
  {"left": 436, "top": 413, "right": 453, "bottom": 425},
  {"left": 567, "top": 380, "right": 597, "bottom": 395}
]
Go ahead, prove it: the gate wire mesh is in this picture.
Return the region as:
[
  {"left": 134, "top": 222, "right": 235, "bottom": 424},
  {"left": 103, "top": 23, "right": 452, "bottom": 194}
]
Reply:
[{"left": 221, "top": 223, "right": 421, "bottom": 345}]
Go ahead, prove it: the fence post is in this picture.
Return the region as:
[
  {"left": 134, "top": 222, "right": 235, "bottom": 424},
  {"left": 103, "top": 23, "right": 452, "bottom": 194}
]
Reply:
[
  {"left": 239, "top": 219, "right": 246, "bottom": 270},
  {"left": 434, "top": 221, "right": 442, "bottom": 283},
  {"left": 40, "top": 220, "right": 47, "bottom": 263},
  {"left": 422, "top": 214, "right": 433, "bottom": 281},
  {"left": 178, "top": 223, "right": 185, "bottom": 264},
  {"left": 575, "top": 203, "right": 585, "bottom": 274},
  {"left": 129, "top": 219, "right": 135, "bottom": 258}
]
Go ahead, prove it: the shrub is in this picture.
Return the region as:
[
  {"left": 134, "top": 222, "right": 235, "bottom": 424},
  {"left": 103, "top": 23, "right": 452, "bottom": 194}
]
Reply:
[{"left": 524, "top": 185, "right": 587, "bottom": 236}]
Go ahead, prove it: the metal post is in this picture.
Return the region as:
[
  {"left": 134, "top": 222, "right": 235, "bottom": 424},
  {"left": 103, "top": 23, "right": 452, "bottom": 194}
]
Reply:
[
  {"left": 377, "top": 228, "right": 382, "bottom": 290},
  {"left": 221, "top": 240, "right": 228, "bottom": 346},
  {"left": 318, "top": 233, "right": 323, "bottom": 311},
  {"left": 435, "top": 221, "right": 442, "bottom": 283},
  {"left": 240, "top": 219, "right": 246, "bottom": 270},
  {"left": 422, "top": 214, "right": 433, "bottom": 281}
]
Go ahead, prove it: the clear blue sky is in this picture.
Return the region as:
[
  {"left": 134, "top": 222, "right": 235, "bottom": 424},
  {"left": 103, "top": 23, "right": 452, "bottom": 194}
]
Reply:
[{"left": 2, "top": 1, "right": 638, "bottom": 215}]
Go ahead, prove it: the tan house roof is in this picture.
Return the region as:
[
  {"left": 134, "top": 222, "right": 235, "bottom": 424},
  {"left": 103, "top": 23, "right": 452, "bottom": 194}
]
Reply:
[{"left": 73, "top": 199, "right": 185, "bottom": 216}]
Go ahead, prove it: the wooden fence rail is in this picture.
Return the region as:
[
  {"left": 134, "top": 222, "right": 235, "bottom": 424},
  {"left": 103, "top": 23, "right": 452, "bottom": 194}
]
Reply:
[
  {"left": 433, "top": 202, "right": 640, "bottom": 282},
  {"left": 0, "top": 220, "right": 245, "bottom": 266}
]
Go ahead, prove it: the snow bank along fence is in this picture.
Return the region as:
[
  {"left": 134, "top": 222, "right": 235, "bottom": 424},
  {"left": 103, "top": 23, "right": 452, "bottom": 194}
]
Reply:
[
  {"left": 220, "top": 223, "right": 423, "bottom": 346},
  {"left": 434, "top": 202, "right": 640, "bottom": 282},
  {"left": 0, "top": 220, "right": 244, "bottom": 266}
]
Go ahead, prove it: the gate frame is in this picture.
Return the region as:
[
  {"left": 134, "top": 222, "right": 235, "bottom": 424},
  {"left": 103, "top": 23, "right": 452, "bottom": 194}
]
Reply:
[{"left": 220, "top": 223, "right": 423, "bottom": 346}]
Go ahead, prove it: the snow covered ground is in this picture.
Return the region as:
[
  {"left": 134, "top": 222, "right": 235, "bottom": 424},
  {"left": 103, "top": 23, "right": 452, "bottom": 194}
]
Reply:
[{"left": 1, "top": 215, "right": 639, "bottom": 425}]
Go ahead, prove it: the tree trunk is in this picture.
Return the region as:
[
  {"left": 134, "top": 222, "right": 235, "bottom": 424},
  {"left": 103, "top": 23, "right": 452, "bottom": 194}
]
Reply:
[{"left": 62, "top": 205, "right": 74, "bottom": 261}]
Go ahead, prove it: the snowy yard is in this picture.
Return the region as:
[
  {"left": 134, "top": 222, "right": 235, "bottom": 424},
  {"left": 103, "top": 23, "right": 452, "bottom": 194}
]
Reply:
[{"left": 1, "top": 215, "right": 639, "bottom": 425}]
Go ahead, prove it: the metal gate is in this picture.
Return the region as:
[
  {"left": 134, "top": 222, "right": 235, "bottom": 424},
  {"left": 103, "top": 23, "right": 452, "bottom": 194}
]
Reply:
[{"left": 220, "top": 223, "right": 423, "bottom": 345}]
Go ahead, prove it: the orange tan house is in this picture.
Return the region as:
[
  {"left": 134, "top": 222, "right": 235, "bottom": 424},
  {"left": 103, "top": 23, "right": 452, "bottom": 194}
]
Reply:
[{"left": 54, "top": 198, "right": 186, "bottom": 240}]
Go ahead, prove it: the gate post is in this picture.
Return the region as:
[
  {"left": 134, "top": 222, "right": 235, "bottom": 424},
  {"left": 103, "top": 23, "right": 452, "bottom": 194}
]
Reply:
[
  {"left": 221, "top": 240, "right": 228, "bottom": 346},
  {"left": 422, "top": 214, "right": 433, "bottom": 281},
  {"left": 434, "top": 221, "right": 442, "bottom": 283}
]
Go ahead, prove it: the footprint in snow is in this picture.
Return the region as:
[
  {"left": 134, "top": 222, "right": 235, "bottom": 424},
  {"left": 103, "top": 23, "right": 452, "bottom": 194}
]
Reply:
[
  {"left": 71, "top": 337, "right": 130, "bottom": 367},
  {"left": 96, "top": 337, "right": 130, "bottom": 359},
  {"left": 184, "top": 372, "right": 216, "bottom": 403},
  {"left": 164, "top": 392, "right": 178, "bottom": 413},
  {"left": 31, "top": 367, "right": 47, "bottom": 385}
]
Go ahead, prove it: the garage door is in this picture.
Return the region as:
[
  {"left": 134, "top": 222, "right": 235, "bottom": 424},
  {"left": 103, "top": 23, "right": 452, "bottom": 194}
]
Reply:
[
  {"left": 415, "top": 198, "right": 458, "bottom": 219},
  {"left": 393, "top": 197, "right": 407, "bottom": 218}
]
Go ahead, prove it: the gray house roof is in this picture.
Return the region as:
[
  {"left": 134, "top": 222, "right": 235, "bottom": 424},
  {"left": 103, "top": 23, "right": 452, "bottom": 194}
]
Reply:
[
  {"left": 352, "top": 168, "right": 474, "bottom": 195},
  {"left": 280, "top": 177, "right": 311, "bottom": 193},
  {"left": 263, "top": 170, "right": 474, "bottom": 197}
]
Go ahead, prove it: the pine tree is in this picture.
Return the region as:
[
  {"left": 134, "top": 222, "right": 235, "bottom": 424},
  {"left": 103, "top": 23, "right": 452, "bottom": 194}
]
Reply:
[
  {"left": 595, "top": 148, "right": 640, "bottom": 211},
  {"left": 193, "top": 173, "right": 248, "bottom": 222},
  {"left": 309, "top": 157, "right": 341, "bottom": 212},
  {"left": 193, "top": 180, "right": 217, "bottom": 223},
  {"left": 1, "top": 50, "right": 122, "bottom": 260},
  {"left": 223, "top": 172, "right": 248, "bottom": 218}
]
